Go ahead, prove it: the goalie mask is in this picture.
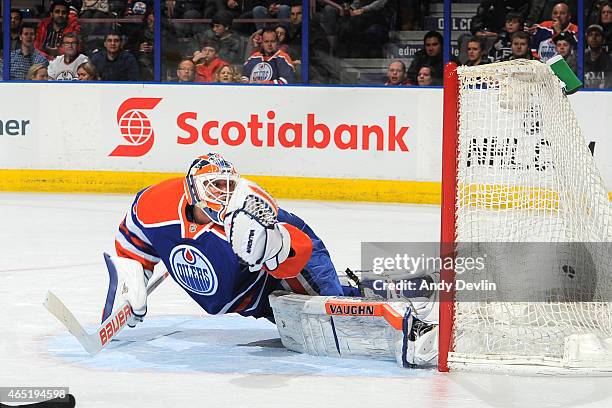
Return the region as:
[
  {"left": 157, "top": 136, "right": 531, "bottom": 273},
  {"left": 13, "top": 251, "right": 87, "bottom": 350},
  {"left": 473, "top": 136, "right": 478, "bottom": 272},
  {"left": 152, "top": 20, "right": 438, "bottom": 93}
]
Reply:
[{"left": 184, "top": 153, "right": 240, "bottom": 225}]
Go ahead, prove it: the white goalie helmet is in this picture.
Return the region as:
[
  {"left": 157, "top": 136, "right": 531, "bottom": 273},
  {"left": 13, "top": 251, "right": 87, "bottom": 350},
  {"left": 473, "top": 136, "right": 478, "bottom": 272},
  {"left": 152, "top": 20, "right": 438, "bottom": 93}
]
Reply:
[{"left": 183, "top": 153, "right": 240, "bottom": 225}]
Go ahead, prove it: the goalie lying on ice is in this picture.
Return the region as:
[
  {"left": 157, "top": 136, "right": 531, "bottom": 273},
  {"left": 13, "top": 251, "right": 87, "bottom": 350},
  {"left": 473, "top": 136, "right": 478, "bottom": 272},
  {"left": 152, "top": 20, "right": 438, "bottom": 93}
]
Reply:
[{"left": 103, "top": 152, "right": 438, "bottom": 367}]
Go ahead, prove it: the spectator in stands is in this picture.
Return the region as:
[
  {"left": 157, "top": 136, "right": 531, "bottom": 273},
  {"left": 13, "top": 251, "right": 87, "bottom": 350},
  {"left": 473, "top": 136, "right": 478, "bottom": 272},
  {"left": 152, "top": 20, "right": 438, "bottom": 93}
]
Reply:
[
  {"left": 10, "top": 9, "right": 23, "bottom": 51},
  {"left": 489, "top": 11, "right": 524, "bottom": 62},
  {"left": 584, "top": 24, "right": 612, "bottom": 88},
  {"left": 246, "top": 29, "right": 263, "bottom": 57},
  {"left": 276, "top": 25, "right": 289, "bottom": 44},
  {"left": 336, "top": 0, "right": 394, "bottom": 58},
  {"left": 552, "top": 30, "right": 577, "bottom": 73},
  {"left": 128, "top": 11, "right": 155, "bottom": 81},
  {"left": 288, "top": 4, "right": 302, "bottom": 40},
  {"left": 79, "top": 0, "right": 111, "bottom": 54},
  {"left": 69, "top": 6, "right": 80, "bottom": 20},
  {"left": 48, "top": 33, "right": 89, "bottom": 80},
  {"left": 385, "top": 59, "right": 409, "bottom": 86},
  {"left": 166, "top": 0, "right": 203, "bottom": 20},
  {"left": 222, "top": 0, "right": 259, "bottom": 35},
  {"left": 407, "top": 31, "right": 443, "bottom": 85},
  {"left": 194, "top": 11, "right": 243, "bottom": 64},
  {"left": 307, "top": 12, "right": 339, "bottom": 83},
  {"left": 503, "top": 30, "right": 534, "bottom": 60},
  {"left": 287, "top": 4, "right": 302, "bottom": 60},
  {"left": 166, "top": 0, "right": 210, "bottom": 37},
  {"left": 176, "top": 58, "right": 196, "bottom": 82},
  {"left": 80, "top": 0, "right": 110, "bottom": 18},
  {"left": 529, "top": 2, "right": 578, "bottom": 62},
  {"left": 319, "top": 0, "right": 349, "bottom": 37},
  {"left": 416, "top": 65, "right": 434, "bottom": 86},
  {"left": 598, "top": 1, "right": 612, "bottom": 50},
  {"left": 277, "top": 24, "right": 300, "bottom": 63},
  {"left": 193, "top": 39, "right": 228, "bottom": 82},
  {"left": 252, "top": 1, "right": 291, "bottom": 31},
  {"left": 526, "top": 0, "right": 578, "bottom": 28},
  {"left": 464, "top": 36, "right": 491, "bottom": 66},
  {"left": 35, "top": 0, "right": 81, "bottom": 60},
  {"left": 122, "top": 1, "right": 152, "bottom": 50},
  {"left": 26, "top": 63, "right": 50, "bottom": 80},
  {"left": 403, "top": 0, "right": 428, "bottom": 30},
  {"left": 91, "top": 31, "right": 140, "bottom": 81},
  {"left": 124, "top": 1, "right": 150, "bottom": 17},
  {"left": 213, "top": 63, "right": 241, "bottom": 82},
  {"left": 275, "top": 25, "right": 291, "bottom": 56},
  {"left": 10, "top": 24, "right": 48, "bottom": 80},
  {"left": 470, "top": 0, "right": 530, "bottom": 37},
  {"left": 76, "top": 60, "right": 100, "bottom": 80},
  {"left": 242, "top": 27, "right": 296, "bottom": 83}
]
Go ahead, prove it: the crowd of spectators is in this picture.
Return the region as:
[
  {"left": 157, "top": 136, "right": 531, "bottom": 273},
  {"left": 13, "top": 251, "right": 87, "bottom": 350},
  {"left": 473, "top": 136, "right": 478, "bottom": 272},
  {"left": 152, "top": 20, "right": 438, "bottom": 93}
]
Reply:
[
  {"left": 384, "top": 0, "right": 612, "bottom": 88},
  {"left": 1, "top": 0, "right": 304, "bottom": 83},
  {"left": 0, "top": 0, "right": 611, "bottom": 87}
]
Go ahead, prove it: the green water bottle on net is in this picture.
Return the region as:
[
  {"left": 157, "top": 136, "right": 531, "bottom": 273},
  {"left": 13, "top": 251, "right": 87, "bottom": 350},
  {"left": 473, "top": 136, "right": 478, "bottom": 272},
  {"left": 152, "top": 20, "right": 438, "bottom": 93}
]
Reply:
[{"left": 547, "top": 55, "right": 582, "bottom": 95}]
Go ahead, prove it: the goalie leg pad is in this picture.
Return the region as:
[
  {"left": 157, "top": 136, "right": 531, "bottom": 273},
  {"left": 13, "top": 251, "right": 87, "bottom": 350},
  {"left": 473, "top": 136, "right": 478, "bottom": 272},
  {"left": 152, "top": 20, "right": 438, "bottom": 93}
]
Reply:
[
  {"left": 102, "top": 253, "right": 151, "bottom": 327},
  {"left": 402, "top": 311, "right": 439, "bottom": 367},
  {"left": 269, "top": 292, "right": 438, "bottom": 367}
]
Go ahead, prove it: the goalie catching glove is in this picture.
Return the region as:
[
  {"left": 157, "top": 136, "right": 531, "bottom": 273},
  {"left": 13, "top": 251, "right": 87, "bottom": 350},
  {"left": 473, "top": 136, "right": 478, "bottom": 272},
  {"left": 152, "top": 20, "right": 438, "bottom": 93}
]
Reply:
[
  {"left": 223, "top": 179, "right": 311, "bottom": 277},
  {"left": 101, "top": 253, "right": 152, "bottom": 327}
]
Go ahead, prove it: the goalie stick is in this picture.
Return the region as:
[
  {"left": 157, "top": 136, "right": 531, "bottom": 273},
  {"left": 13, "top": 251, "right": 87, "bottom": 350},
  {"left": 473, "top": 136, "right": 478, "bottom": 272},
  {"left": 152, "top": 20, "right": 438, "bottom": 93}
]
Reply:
[{"left": 43, "top": 269, "right": 169, "bottom": 356}]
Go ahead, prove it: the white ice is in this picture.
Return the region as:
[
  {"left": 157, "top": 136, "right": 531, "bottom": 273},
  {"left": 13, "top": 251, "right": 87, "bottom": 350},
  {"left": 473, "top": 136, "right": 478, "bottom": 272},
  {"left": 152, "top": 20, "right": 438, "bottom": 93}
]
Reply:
[{"left": 1, "top": 192, "right": 611, "bottom": 408}]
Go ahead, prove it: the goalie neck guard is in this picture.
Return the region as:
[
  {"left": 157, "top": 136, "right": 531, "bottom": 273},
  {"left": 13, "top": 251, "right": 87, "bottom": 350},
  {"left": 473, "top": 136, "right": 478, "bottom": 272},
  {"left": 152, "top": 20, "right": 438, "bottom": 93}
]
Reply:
[{"left": 184, "top": 153, "right": 240, "bottom": 225}]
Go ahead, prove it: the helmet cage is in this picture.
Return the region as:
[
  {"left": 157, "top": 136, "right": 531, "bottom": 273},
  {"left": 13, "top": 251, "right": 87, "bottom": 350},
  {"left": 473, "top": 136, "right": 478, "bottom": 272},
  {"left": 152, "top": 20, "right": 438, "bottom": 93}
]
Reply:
[{"left": 185, "top": 154, "right": 239, "bottom": 224}]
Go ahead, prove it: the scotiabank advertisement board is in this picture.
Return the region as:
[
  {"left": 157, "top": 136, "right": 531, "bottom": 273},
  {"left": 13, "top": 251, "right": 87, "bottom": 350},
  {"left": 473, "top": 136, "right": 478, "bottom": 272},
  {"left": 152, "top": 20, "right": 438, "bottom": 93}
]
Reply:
[
  {"left": 0, "top": 83, "right": 441, "bottom": 182},
  {"left": 0, "top": 83, "right": 610, "bottom": 189}
]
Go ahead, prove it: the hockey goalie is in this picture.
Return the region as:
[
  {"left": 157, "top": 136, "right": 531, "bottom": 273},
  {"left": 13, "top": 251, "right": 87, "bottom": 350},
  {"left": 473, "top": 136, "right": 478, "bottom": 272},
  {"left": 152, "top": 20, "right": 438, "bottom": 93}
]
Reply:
[{"left": 103, "top": 152, "right": 438, "bottom": 368}]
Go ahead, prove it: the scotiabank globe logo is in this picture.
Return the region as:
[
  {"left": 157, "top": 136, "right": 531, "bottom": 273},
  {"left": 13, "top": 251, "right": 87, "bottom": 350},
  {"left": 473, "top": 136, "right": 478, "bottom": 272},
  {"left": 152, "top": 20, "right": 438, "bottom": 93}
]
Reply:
[{"left": 109, "top": 97, "right": 162, "bottom": 157}]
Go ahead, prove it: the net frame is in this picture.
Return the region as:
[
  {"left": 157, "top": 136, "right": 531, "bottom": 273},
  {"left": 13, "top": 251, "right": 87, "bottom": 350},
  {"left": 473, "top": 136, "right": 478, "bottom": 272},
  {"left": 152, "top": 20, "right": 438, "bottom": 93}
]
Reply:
[{"left": 438, "top": 60, "right": 612, "bottom": 374}]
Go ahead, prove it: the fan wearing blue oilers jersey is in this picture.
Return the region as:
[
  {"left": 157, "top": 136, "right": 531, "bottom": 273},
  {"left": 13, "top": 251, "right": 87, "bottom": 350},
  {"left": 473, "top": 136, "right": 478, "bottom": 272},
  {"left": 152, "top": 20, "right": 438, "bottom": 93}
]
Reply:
[
  {"left": 242, "top": 27, "right": 296, "bottom": 84},
  {"left": 102, "top": 152, "right": 356, "bottom": 327}
]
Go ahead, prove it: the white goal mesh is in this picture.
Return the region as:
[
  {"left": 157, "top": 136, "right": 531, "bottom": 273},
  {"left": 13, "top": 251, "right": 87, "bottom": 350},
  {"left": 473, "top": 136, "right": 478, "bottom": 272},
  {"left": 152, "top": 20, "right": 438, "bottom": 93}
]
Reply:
[{"left": 448, "top": 60, "right": 612, "bottom": 373}]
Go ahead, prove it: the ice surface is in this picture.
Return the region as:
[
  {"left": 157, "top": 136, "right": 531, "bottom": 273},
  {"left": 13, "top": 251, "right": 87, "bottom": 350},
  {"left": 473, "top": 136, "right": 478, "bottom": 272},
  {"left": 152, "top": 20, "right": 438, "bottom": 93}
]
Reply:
[{"left": 1, "top": 192, "right": 611, "bottom": 408}]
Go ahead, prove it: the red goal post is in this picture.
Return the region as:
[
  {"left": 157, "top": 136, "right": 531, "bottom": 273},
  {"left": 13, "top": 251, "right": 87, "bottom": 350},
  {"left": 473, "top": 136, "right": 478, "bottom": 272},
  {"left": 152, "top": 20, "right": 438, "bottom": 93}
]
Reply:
[{"left": 439, "top": 61, "right": 459, "bottom": 373}]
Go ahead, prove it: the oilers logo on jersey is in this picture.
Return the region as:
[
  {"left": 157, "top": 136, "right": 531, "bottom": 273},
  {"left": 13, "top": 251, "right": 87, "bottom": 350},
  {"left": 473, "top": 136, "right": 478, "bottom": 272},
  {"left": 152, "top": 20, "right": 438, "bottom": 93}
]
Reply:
[
  {"left": 170, "top": 245, "right": 218, "bottom": 296},
  {"left": 115, "top": 174, "right": 344, "bottom": 318},
  {"left": 250, "top": 62, "right": 274, "bottom": 82}
]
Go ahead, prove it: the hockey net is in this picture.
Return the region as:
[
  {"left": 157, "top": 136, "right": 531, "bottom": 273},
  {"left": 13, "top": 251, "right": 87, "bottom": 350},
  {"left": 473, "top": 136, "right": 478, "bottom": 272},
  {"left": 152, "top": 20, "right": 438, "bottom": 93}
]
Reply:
[{"left": 439, "top": 59, "right": 612, "bottom": 374}]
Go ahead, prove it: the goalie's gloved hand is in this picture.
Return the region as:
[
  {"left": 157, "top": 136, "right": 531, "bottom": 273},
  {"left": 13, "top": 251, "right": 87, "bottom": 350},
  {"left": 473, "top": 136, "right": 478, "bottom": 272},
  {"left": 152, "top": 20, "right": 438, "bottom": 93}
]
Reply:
[
  {"left": 224, "top": 209, "right": 291, "bottom": 273},
  {"left": 102, "top": 253, "right": 152, "bottom": 327}
]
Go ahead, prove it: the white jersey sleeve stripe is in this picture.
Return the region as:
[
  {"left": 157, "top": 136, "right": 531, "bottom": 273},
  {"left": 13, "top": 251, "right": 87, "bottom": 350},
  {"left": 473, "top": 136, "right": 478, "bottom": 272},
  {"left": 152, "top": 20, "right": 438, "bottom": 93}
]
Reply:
[
  {"left": 125, "top": 210, "right": 153, "bottom": 246},
  {"left": 115, "top": 232, "right": 161, "bottom": 263},
  {"left": 245, "top": 274, "right": 270, "bottom": 312}
]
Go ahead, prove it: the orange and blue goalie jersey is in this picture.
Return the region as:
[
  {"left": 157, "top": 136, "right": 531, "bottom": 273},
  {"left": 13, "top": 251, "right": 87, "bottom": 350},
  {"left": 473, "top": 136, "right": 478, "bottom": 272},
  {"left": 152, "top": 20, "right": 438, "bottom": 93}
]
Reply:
[{"left": 115, "top": 178, "right": 344, "bottom": 319}]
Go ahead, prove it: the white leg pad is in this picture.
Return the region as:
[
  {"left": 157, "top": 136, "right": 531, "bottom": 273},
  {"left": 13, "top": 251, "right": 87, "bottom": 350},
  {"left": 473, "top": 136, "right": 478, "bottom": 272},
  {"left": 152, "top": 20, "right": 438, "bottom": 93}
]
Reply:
[{"left": 269, "top": 291, "right": 438, "bottom": 367}]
